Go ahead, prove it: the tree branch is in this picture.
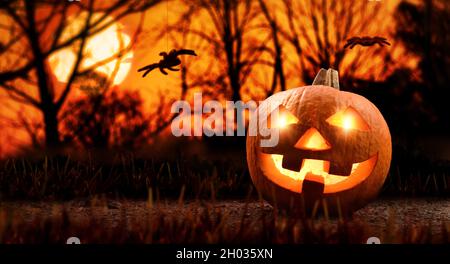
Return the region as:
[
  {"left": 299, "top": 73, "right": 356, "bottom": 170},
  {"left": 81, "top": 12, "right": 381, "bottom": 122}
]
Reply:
[
  {"left": 55, "top": 0, "right": 94, "bottom": 111},
  {"left": 1, "top": 82, "right": 41, "bottom": 108}
]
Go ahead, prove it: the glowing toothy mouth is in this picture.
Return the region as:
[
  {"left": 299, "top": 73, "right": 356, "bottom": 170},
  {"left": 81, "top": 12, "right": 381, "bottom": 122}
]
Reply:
[{"left": 270, "top": 154, "right": 377, "bottom": 186}]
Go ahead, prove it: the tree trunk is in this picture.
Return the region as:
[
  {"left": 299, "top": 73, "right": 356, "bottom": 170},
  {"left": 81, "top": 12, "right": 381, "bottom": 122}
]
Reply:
[
  {"left": 25, "top": 0, "right": 60, "bottom": 149},
  {"left": 230, "top": 73, "right": 244, "bottom": 135},
  {"left": 273, "top": 26, "right": 286, "bottom": 92},
  {"left": 231, "top": 77, "right": 241, "bottom": 102},
  {"left": 43, "top": 107, "right": 60, "bottom": 148}
]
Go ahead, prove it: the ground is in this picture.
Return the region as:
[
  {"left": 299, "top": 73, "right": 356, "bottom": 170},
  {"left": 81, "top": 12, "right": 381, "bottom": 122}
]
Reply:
[{"left": 1, "top": 198, "right": 449, "bottom": 243}]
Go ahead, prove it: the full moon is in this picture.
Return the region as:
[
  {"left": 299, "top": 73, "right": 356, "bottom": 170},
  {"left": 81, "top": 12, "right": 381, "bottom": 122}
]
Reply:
[{"left": 48, "top": 13, "right": 133, "bottom": 85}]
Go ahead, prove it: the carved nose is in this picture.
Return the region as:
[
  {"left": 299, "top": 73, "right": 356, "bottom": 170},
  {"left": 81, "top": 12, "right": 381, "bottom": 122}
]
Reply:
[{"left": 294, "top": 127, "right": 331, "bottom": 151}]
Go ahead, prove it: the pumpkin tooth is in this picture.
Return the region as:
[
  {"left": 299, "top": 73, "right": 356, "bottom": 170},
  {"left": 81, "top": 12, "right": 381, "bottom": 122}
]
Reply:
[
  {"left": 324, "top": 175, "right": 348, "bottom": 185},
  {"left": 303, "top": 172, "right": 325, "bottom": 184},
  {"left": 328, "top": 162, "right": 353, "bottom": 176},
  {"left": 300, "top": 159, "right": 329, "bottom": 174}
]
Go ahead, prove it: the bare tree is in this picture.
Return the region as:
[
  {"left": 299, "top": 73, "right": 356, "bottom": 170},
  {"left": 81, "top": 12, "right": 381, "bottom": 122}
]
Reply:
[
  {"left": 0, "top": 0, "right": 161, "bottom": 150},
  {"left": 258, "top": 0, "right": 286, "bottom": 95},
  {"left": 141, "top": 9, "right": 202, "bottom": 139},
  {"left": 61, "top": 85, "right": 151, "bottom": 150},
  {"left": 395, "top": 0, "right": 450, "bottom": 131},
  {"left": 165, "top": 0, "right": 272, "bottom": 132},
  {"left": 279, "top": 0, "right": 395, "bottom": 85},
  {"left": 186, "top": 0, "right": 267, "bottom": 102}
]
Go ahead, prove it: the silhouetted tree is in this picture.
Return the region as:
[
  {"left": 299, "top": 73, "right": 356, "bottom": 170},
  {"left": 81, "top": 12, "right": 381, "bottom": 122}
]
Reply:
[
  {"left": 166, "top": 0, "right": 273, "bottom": 131},
  {"left": 0, "top": 0, "right": 160, "bottom": 150},
  {"left": 179, "top": 0, "right": 269, "bottom": 102},
  {"left": 395, "top": 0, "right": 450, "bottom": 131},
  {"left": 279, "top": 0, "right": 395, "bottom": 85},
  {"left": 258, "top": 0, "right": 286, "bottom": 95},
  {"left": 61, "top": 87, "right": 150, "bottom": 150}
]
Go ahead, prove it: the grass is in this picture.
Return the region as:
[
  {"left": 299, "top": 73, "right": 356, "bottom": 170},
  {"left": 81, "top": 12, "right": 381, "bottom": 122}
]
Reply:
[
  {"left": 0, "top": 197, "right": 448, "bottom": 244},
  {"left": 383, "top": 151, "right": 450, "bottom": 196},
  {"left": 0, "top": 149, "right": 448, "bottom": 244},
  {"left": 0, "top": 150, "right": 449, "bottom": 200},
  {"left": 0, "top": 153, "right": 249, "bottom": 200}
]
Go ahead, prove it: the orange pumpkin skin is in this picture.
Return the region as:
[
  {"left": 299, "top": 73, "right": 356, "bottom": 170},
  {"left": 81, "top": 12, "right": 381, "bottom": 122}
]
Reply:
[{"left": 246, "top": 84, "right": 391, "bottom": 215}]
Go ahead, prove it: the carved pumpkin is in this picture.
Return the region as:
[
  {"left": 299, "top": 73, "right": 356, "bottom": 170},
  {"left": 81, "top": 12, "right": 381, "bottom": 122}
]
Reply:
[{"left": 246, "top": 68, "right": 391, "bottom": 215}]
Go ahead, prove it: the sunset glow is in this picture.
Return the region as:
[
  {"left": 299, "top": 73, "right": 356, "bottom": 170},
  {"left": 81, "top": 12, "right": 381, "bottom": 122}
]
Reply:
[{"left": 48, "top": 13, "right": 133, "bottom": 85}]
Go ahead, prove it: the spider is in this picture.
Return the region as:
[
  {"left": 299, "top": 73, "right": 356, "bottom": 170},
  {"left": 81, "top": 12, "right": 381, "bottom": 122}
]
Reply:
[
  {"left": 138, "top": 49, "right": 197, "bottom": 77},
  {"left": 344, "top": 36, "right": 391, "bottom": 49}
]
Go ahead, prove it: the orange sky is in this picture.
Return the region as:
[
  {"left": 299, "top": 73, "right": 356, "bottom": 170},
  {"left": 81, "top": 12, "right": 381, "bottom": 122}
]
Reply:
[
  {"left": 0, "top": 0, "right": 418, "bottom": 157},
  {"left": 120, "top": 0, "right": 415, "bottom": 103}
]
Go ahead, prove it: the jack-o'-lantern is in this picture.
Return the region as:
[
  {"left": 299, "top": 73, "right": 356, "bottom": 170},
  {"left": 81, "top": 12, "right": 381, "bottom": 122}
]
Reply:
[{"left": 246, "top": 68, "right": 391, "bottom": 215}]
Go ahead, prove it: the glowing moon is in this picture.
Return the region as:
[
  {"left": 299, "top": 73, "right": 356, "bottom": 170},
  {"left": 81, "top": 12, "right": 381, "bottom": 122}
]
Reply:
[{"left": 48, "top": 13, "right": 133, "bottom": 85}]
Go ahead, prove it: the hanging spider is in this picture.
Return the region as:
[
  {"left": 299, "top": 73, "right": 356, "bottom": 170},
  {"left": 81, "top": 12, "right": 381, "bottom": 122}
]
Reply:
[
  {"left": 344, "top": 36, "right": 391, "bottom": 49},
  {"left": 138, "top": 49, "right": 197, "bottom": 77}
]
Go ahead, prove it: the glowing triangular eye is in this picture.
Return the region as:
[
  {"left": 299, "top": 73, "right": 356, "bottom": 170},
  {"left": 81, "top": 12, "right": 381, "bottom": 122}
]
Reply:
[
  {"left": 272, "top": 106, "right": 299, "bottom": 129},
  {"left": 326, "top": 107, "right": 370, "bottom": 131}
]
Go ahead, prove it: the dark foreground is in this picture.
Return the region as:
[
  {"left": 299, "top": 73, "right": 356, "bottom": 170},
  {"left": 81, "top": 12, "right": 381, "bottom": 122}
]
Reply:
[{"left": 0, "top": 198, "right": 449, "bottom": 244}]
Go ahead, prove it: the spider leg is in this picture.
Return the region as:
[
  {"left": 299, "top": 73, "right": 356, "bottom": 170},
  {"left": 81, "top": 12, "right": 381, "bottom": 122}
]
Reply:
[
  {"left": 350, "top": 42, "right": 358, "bottom": 49},
  {"left": 159, "top": 66, "right": 168, "bottom": 75},
  {"left": 381, "top": 39, "right": 391, "bottom": 46},
  {"left": 374, "top": 36, "right": 387, "bottom": 41},
  {"left": 168, "top": 67, "right": 180, "bottom": 71},
  {"left": 376, "top": 41, "right": 389, "bottom": 47},
  {"left": 344, "top": 41, "right": 352, "bottom": 49},
  {"left": 142, "top": 69, "right": 152, "bottom": 77},
  {"left": 138, "top": 63, "right": 158, "bottom": 77},
  {"left": 373, "top": 37, "right": 391, "bottom": 46},
  {"left": 347, "top": 37, "right": 360, "bottom": 42},
  {"left": 175, "top": 49, "right": 197, "bottom": 56}
]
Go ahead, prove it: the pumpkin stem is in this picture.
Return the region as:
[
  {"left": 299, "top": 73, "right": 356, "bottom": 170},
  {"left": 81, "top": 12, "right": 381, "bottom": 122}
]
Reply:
[{"left": 312, "top": 68, "right": 340, "bottom": 90}]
